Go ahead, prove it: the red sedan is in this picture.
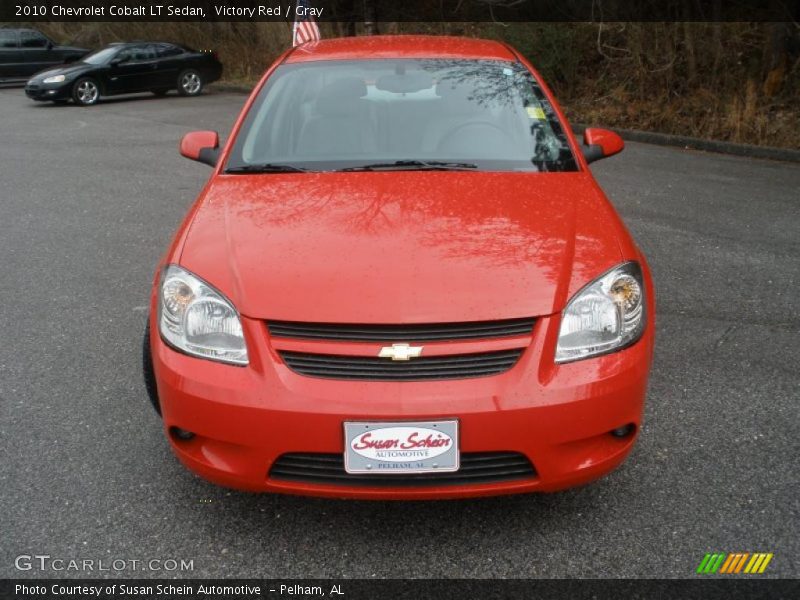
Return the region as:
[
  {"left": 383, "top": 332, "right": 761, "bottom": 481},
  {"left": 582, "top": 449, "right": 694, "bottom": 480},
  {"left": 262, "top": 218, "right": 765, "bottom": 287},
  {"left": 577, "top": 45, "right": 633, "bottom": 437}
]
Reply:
[{"left": 144, "top": 35, "right": 655, "bottom": 499}]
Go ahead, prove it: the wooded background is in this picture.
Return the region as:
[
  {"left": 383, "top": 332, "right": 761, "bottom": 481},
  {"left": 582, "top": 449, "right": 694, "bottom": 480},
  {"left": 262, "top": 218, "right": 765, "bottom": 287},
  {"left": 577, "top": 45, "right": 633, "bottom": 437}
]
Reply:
[{"left": 34, "top": 21, "right": 800, "bottom": 149}]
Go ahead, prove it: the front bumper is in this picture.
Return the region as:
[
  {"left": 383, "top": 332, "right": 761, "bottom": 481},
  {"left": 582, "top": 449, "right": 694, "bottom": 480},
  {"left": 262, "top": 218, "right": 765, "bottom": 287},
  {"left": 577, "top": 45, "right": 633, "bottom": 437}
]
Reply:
[
  {"left": 25, "top": 82, "right": 71, "bottom": 101},
  {"left": 149, "top": 303, "right": 654, "bottom": 499}
]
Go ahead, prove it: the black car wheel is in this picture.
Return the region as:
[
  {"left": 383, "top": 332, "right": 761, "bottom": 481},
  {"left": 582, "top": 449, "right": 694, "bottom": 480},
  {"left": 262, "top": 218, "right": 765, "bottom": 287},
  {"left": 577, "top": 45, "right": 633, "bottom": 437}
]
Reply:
[
  {"left": 72, "top": 77, "right": 100, "bottom": 106},
  {"left": 151, "top": 89, "right": 169, "bottom": 97},
  {"left": 142, "top": 315, "right": 162, "bottom": 417},
  {"left": 177, "top": 69, "right": 203, "bottom": 96}
]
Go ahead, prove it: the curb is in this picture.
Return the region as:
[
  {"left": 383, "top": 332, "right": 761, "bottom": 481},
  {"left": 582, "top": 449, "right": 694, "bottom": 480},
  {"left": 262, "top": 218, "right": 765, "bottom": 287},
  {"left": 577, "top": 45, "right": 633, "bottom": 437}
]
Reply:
[
  {"left": 207, "top": 83, "right": 800, "bottom": 164},
  {"left": 573, "top": 123, "right": 800, "bottom": 163},
  {"left": 209, "top": 82, "right": 253, "bottom": 94}
]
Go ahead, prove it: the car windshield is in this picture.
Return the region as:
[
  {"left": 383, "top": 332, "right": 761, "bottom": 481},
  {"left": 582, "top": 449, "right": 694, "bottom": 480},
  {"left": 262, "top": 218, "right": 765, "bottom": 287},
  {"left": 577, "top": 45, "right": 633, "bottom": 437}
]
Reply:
[
  {"left": 226, "top": 59, "right": 578, "bottom": 173},
  {"left": 81, "top": 47, "right": 119, "bottom": 65}
]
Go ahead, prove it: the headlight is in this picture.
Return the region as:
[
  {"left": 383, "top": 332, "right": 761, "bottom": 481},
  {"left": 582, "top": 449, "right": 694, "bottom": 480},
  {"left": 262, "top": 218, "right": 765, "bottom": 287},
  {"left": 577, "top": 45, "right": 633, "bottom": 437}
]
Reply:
[
  {"left": 555, "top": 261, "right": 646, "bottom": 363},
  {"left": 158, "top": 265, "right": 248, "bottom": 365},
  {"left": 43, "top": 75, "right": 66, "bottom": 84}
]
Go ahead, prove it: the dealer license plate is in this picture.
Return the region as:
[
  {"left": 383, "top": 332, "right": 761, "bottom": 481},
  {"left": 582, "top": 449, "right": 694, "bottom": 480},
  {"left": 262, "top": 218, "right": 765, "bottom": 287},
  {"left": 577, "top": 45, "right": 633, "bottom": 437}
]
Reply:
[{"left": 343, "top": 420, "right": 459, "bottom": 474}]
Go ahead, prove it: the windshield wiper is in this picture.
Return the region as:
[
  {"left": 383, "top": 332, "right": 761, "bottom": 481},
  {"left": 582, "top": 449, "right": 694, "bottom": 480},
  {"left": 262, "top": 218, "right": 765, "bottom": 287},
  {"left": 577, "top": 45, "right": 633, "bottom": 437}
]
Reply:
[
  {"left": 225, "top": 163, "right": 308, "bottom": 174},
  {"left": 338, "top": 160, "right": 478, "bottom": 172}
]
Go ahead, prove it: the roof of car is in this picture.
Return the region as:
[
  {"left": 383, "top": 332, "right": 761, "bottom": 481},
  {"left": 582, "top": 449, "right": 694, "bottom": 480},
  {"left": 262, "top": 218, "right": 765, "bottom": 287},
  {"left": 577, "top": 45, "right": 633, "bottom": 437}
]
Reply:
[
  {"left": 108, "top": 41, "right": 177, "bottom": 46},
  {"left": 285, "top": 35, "right": 518, "bottom": 64}
]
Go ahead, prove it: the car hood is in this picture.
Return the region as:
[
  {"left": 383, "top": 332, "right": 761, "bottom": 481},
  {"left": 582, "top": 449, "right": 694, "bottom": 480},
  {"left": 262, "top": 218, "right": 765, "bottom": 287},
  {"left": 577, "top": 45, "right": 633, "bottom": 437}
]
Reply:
[
  {"left": 30, "top": 63, "right": 91, "bottom": 82},
  {"left": 179, "top": 171, "right": 625, "bottom": 322}
]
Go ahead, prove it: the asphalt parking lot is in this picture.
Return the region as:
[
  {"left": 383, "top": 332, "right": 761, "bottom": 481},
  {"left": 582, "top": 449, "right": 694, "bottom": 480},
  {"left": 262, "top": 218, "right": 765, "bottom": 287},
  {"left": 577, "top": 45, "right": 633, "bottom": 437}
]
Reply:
[{"left": 1, "top": 88, "right": 798, "bottom": 579}]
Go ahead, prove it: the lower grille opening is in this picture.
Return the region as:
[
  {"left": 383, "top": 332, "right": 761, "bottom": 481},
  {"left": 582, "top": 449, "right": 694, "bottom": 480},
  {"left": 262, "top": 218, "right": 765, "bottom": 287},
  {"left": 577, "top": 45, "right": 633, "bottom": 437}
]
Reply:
[{"left": 269, "top": 452, "right": 537, "bottom": 487}]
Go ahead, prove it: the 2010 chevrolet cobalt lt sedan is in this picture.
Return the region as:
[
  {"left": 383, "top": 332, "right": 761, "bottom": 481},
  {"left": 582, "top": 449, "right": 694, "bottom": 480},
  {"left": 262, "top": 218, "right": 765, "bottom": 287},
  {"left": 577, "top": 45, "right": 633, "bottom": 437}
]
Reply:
[{"left": 144, "top": 35, "right": 655, "bottom": 499}]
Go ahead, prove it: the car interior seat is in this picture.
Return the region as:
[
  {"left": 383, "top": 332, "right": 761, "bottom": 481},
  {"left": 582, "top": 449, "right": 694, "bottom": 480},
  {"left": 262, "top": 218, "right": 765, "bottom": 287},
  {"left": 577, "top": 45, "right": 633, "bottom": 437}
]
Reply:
[{"left": 296, "top": 77, "right": 377, "bottom": 157}]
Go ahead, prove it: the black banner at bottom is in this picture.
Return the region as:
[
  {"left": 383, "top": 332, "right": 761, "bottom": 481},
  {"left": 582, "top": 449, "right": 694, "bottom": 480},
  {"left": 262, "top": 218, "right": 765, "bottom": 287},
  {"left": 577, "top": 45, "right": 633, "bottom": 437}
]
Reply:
[{"left": 2, "top": 579, "right": 798, "bottom": 600}]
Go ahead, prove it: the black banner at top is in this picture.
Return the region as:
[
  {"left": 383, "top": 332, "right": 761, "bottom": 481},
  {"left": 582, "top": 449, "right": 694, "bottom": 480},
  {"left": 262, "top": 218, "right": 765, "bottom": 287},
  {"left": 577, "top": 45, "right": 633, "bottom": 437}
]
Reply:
[{"left": 2, "top": 0, "right": 798, "bottom": 22}]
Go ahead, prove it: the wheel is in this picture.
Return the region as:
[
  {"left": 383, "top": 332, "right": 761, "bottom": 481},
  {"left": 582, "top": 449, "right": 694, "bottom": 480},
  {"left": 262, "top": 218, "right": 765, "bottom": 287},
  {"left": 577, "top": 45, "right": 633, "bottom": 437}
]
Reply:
[
  {"left": 151, "top": 89, "right": 169, "bottom": 97},
  {"left": 142, "top": 315, "right": 162, "bottom": 417},
  {"left": 72, "top": 77, "right": 100, "bottom": 106},
  {"left": 177, "top": 69, "right": 203, "bottom": 96}
]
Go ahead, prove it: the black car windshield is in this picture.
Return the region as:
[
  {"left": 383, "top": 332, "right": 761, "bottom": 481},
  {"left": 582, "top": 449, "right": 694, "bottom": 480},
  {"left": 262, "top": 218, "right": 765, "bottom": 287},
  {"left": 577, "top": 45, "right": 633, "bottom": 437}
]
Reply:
[
  {"left": 81, "top": 47, "right": 119, "bottom": 65},
  {"left": 226, "top": 59, "right": 578, "bottom": 173}
]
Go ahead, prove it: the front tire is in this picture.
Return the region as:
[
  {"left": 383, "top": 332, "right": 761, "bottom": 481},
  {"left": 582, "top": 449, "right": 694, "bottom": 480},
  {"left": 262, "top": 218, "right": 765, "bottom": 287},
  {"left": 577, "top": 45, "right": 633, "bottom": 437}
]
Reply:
[
  {"left": 142, "top": 316, "right": 162, "bottom": 417},
  {"left": 72, "top": 77, "right": 100, "bottom": 106},
  {"left": 177, "top": 69, "right": 203, "bottom": 96}
]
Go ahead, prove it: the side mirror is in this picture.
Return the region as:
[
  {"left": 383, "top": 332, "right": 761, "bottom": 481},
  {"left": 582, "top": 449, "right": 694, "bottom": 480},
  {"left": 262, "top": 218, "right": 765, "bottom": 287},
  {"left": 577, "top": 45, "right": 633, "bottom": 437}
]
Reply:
[
  {"left": 180, "top": 131, "right": 220, "bottom": 167},
  {"left": 110, "top": 56, "right": 128, "bottom": 66},
  {"left": 582, "top": 128, "right": 624, "bottom": 163},
  {"left": 46, "top": 41, "right": 54, "bottom": 50}
]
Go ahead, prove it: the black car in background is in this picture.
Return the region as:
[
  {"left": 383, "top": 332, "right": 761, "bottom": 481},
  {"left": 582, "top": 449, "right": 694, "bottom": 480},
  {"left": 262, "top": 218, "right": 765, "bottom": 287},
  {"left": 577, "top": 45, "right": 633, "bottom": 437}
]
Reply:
[
  {"left": 0, "top": 28, "right": 88, "bottom": 81},
  {"left": 25, "top": 42, "right": 223, "bottom": 106}
]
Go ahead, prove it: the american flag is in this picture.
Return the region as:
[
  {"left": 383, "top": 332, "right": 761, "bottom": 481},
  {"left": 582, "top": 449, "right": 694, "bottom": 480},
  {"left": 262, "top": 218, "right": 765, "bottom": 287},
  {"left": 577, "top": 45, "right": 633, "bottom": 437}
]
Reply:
[{"left": 293, "top": 0, "right": 321, "bottom": 47}]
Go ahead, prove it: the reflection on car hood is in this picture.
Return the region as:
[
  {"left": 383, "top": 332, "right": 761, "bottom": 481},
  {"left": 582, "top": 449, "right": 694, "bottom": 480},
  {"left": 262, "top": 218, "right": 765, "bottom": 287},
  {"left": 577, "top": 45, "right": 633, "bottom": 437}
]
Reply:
[
  {"left": 179, "top": 171, "right": 626, "bottom": 322},
  {"left": 30, "top": 63, "right": 91, "bottom": 82}
]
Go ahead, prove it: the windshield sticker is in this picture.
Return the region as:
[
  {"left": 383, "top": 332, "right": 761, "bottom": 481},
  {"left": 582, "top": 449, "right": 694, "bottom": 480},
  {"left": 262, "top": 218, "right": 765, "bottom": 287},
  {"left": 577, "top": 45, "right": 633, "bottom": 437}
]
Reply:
[{"left": 526, "top": 106, "right": 546, "bottom": 120}]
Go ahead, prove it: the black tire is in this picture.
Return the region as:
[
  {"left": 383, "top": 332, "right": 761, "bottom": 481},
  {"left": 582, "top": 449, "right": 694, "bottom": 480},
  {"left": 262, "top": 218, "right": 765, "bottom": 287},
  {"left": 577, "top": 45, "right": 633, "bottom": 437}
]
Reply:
[
  {"left": 151, "top": 89, "right": 169, "bottom": 97},
  {"left": 177, "top": 69, "right": 203, "bottom": 96},
  {"left": 142, "top": 316, "right": 162, "bottom": 417},
  {"left": 72, "top": 77, "right": 100, "bottom": 106}
]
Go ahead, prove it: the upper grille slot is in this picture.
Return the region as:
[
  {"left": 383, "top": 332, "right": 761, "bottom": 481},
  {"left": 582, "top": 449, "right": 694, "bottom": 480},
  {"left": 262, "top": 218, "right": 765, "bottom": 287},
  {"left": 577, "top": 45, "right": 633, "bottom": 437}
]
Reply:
[
  {"left": 280, "top": 349, "right": 523, "bottom": 381},
  {"left": 267, "top": 317, "right": 535, "bottom": 342}
]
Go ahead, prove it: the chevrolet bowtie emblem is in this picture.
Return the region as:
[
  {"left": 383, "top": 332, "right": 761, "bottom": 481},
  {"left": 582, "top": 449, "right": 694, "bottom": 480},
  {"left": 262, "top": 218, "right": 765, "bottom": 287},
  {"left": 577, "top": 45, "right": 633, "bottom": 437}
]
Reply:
[{"left": 378, "top": 343, "right": 423, "bottom": 361}]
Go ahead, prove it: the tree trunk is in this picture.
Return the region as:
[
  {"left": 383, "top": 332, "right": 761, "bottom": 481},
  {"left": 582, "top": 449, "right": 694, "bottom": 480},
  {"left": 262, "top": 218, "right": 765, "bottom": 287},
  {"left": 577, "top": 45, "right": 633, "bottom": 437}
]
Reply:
[
  {"left": 334, "top": 0, "right": 357, "bottom": 37},
  {"left": 683, "top": 21, "right": 697, "bottom": 85},
  {"left": 363, "top": 0, "right": 378, "bottom": 36},
  {"left": 710, "top": 1, "right": 722, "bottom": 90},
  {"left": 762, "top": 22, "right": 790, "bottom": 97}
]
